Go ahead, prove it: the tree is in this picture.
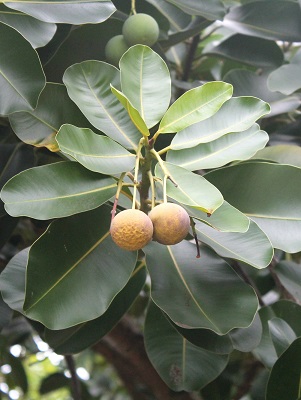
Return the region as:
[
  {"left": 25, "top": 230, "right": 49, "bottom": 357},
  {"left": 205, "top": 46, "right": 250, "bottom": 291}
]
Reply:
[{"left": 1, "top": 0, "right": 301, "bottom": 399}]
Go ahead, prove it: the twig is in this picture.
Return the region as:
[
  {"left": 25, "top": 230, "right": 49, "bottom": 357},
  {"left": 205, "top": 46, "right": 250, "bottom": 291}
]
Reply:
[{"left": 65, "top": 355, "right": 81, "bottom": 400}]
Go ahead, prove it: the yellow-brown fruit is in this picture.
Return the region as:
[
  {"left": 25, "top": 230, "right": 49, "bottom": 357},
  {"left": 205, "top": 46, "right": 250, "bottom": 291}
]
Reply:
[
  {"left": 110, "top": 209, "right": 153, "bottom": 251},
  {"left": 149, "top": 203, "right": 190, "bottom": 245}
]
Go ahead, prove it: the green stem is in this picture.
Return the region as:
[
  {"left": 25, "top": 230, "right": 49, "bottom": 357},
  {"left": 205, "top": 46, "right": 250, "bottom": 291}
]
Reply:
[
  {"left": 157, "top": 145, "right": 171, "bottom": 156},
  {"left": 111, "top": 172, "right": 126, "bottom": 222},
  {"left": 150, "top": 148, "right": 178, "bottom": 187},
  {"left": 132, "top": 139, "right": 144, "bottom": 209},
  {"left": 148, "top": 170, "right": 156, "bottom": 209},
  {"left": 131, "top": 0, "right": 137, "bottom": 14}
]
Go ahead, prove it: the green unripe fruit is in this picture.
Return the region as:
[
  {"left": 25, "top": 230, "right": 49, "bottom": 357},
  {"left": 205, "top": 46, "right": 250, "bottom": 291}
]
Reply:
[
  {"left": 110, "top": 209, "right": 153, "bottom": 251},
  {"left": 149, "top": 203, "right": 190, "bottom": 245},
  {"left": 105, "top": 35, "right": 129, "bottom": 67},
  {"left": 122, "top": 13, "right": 159, "bottom": 47}
]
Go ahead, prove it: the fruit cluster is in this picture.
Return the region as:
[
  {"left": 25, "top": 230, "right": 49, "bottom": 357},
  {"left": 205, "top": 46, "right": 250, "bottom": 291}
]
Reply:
[
  {"left": 110, "top": 203, "right": 190, "bottom": 251},
  {"left": 105, "top": 13, "right": 160, "bottom": 67}
]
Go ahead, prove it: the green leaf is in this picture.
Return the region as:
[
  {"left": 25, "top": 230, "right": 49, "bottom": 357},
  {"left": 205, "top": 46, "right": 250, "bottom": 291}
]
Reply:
[
  {"left": 49, "top": 268, "right": 146, "bottom": 353},
  {"left": 224, "top": 69, "right": 301, "bottom": 118},
  {"left": 167, "top": 124, "right": 269, "bottom": 170},
  {"left": 146, "top": 0, "right": 192, "bottom": 32},
  {"left": 253, "top": 144, "right": 301, "bottom": 168},
  {"left": 229, "top": 313, "right": 262, "bottom": 353},
  {"left": 0, "top": 22, "right": 45, "bottom": 115},
  {"left": 120, "top": 45, "right": 171, "bottom": 129},
  {"left": 4, "top": 0, "right": 116, "bottom": 24},
  {"left": 223, "top": 1, "right": 301, "bottom": 42},
  {"left": 44, "top": 265, "right": 146, "bottom": 354},
  {"left": 110, "top": 85, "right": 150, "bottom": 136},
  {"left": 195, "top": 220, "right": 273, "bottom": 269},
  {"left": 274, "top": 261, "right": 301, "bottom": 302},
  {"left": 144, "top": 241, "right": 258, "bottom": 334},
  {"left": 268, "top": 49, "right": 301, "bottom": 95},
  {"left": 9, "top": 83, "right": 92, "bottom": 152},
  {"left": 63, "top": 60, "right": 141, "bottom": 150},
  {"left": 184, "top": 201, "right": 250, "bottom": 233},
  {"left": 254, "top": 300, "right": 301, "bottom": 368},
  {"left": 158, "top": 81, "right": 232, "bottom": 134},
  {"left": 56, "top": 124, "right": 136, "bottom": 175},
  {"left": 23, "top": 206, "right": 137, "bottom": 329},
  {"left": 165, "top": 0, "right": 226, "bottom": 20},
  {"left": 155, "top": 162, "right": 223, "bottom": 214},
  {"left": 205, "top": 34, "right": 283, "bottom": 68},
  {"left": 1, "top": 161, "right": 116, "bottom": 220},
  {"left": 0, "top": 248, "right": 29, "bottom": 314},
  {"left": 266, "top": 337, "right": 301, "bottom": 400},
  {"left": 144, "top": 301, "right": 229, "bottom": 392},
  {"left": 268, "top": 318, "right": 296, "bottom": 358},
  {"left": 2, "top": 351, "right": 28, "bottom": 393},
  {"left": 0, "top": 292, "right": 13, "bottom": 330},
  {"left": 206, "top": 162, "right": 301, "bottom": 253},
  {"left": 170, "top": 96, "right": 270, "bottom": 150},
  {"left": 0, "top": 4, "right": 56, "bottom": 48}
]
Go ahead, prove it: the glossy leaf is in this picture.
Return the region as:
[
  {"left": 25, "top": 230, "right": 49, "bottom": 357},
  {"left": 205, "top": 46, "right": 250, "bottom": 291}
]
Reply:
[
  {"left": 56, "top": 124, "right": 135, "bottom": 175},
  {"left": 223, "top": 1, "right": 301, "bottom": 42},
  {"left": 268, "top": 318, "right": 296, "bottom": 358},
  {"left": 157, "top": 82, "right": 233, "bottom": 134},
  {"left": 195, "top": 220, "right": 273, "bottom": 269},
  {"left": 185, "top": 201, "right": 249, "bottom": 233},
  {"left": 0, "top": 248, "right": 29, "bottom": 314},
  {"left": 268, "top": 50, "right": 301, "bottom": 95},
  {"left": 1, "top": 161, "right": 116, "bottom": 220},
  {"left": 44, "top": 265, "right": 146, "bottom": 354},
  {"left": 146, "top": 0, "right": 191, "bottom": 32},
  {"left": 229, "top": 313, "right": 262, "bottom": 353},
  {"left": 120, "top": 45, "right": 171, "bottom": 129},
  {"left": 9, "top": 83, "right": 92, "bottom": 151},
  {"left": 206, "top": 162, "right": 301, "bottom": 253},
  {"left": 266, "top": 337, "right": 301, "bottom": 400},
  {"left": 155, "top": 162, "right": 223, "bottom": 214},
  {"left": 0, "top": 22, "right": 45, "bottom": 115},
  {"left": 254, "top": 300, "right": 301, "bottom": 368},
  {"left": 4, "top": 0, "right": 116, "bottom": 24},
  {"left": 206, "top": 34, "right": 283, "bottom": 68},
  {"left": 224, "top": 69, "right": 301, "bottom": 117},
  {"left": 274, "top": 260, "right": 301, "bottom": 302},
  {"left": 253, "top": 144, "right": 301, "bottom": 168},
  {"left": 63, "top": 61, "right": 141, "bottom": 150},
  {"left": 144, "top": 241, "right": 258, "bottom": 334},
  {"left": 0, "top": 143, "right": 35, "bottom": 214},
  {"left": 0, "top": 4, "right": 56, "bottom": 48},
  {"left": 165, "top": 0, "right": 225, "bottom": 20},
  {"left": 23, "top": 206, "right": 137, "bottom": 329},
  {"left": 111, "top": 86, "right": 150, "bottom": 136},
  {"left": 167, "top": 124, "right": 269, "bottom": 170},
  {"left": 144, "top": 301, "right": 229, "bottom": 391},
  {"left": 0, "top": 292, "right": 13, "bottom": 331},
  {"left": 170, "top": 96, "right": 270, "bottom": 150}
]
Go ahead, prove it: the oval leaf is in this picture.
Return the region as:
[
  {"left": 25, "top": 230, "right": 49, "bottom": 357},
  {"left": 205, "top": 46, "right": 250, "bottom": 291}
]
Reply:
[
  {"left": 223, "top": 1, "right": 301, "bottom": 42},
  {"left": 158, "top": 81, "right": 233, "bottom": 134},
  {"left": 0, "top": 22, "right": 45, "bottom": 115},
  {"left": 167, "top": 124, "right": 269, "bottom": 170},
  {"left": 171, "top": 96, "right": 270, "bottom": 150},
  {"left": 195, "top": 219, "right": 273, "bottom": 269},
  {"left": 268, "top": 318, "right": 296, "bottom": 358},
  {"left": 144, "top": 241, "right": 258, "bottom": 334},
  {"left": 144, "top": 301, "right": 229, "bottom": 392},
  {"left": 206, "top": 162, "right": 301, "bottom": 253},
  {"left": 57, "top": 124, "right": 136, "bottom": 175},
  {"left": 155, "top": 162, "right": 223, "bottom": 214},
  {"left": 253, "top": 144, "right": 301, "bottom": 168},
  {"left": 1, "top": 161, "right": 116, "bottom": 219},
  {"left": 120, "top": 45, "right": 171, "bottom": 129},
  {"left": 44, "top": 265, "right": 146, "bottom": 354},
  {"left": 165, "top": 0, "right": 225, "bottom": 20},
  {"left": 9, "top": 83, "right": 92, "bottom": 152},
  {"left": 0, "top": 4, "right": 56, "bottom": 48},
  {"left": 5, "top": 0, "right": 116, "bottom": 24},
  {"left": 274, "top": 260, "right": 301, "bottom": 302},
  {"left": 23, "top": 206, "right": 137, "bottom": 329},
  {"left": 63, "top": 60, "right": 141, "bottom": 150}
]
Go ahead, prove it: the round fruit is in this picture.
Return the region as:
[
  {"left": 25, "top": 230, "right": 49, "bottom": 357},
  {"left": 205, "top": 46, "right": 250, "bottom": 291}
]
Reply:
[
  {"left": 105, "top": 35, "right": 129, "bottom": 67},
  {"left": 122, "top": 13, "right": 159, "bottom": 47},
  {"left": 110, "top": 209, "right": 153, "bottom": 251},
  {"left": 148, "top": 203, "right": 190, "bottom": 245}
]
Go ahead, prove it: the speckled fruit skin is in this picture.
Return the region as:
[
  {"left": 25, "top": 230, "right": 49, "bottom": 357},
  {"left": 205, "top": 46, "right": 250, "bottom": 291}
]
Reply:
[
  {"left": 148, "top": 203, "right": 190, "bottom": 245},
  {"left": 105, "top": 35, "right": 129, "bottom": 67},
  {"left": 110, "top": 209, "right": 153, "bottom": 251},
  {"left": 122, "top": 13, "right": 159, "bottom": 47}
]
